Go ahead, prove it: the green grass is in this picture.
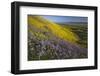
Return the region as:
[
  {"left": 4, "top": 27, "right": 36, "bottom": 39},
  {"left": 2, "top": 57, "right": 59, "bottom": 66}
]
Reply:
[{"left": 61, "top": 24, "right": 87, "bottom": 48}]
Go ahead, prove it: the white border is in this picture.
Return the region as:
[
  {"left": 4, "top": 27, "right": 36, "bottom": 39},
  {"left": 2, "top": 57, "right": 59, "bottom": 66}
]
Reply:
[{"left": 20, "top": 6, "right": 95, "bottom": 70}]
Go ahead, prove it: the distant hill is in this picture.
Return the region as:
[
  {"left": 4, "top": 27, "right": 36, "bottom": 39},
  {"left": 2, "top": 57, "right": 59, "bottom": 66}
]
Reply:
[{"left": 57, "top": 22, "right": 87, "bottom": 25}]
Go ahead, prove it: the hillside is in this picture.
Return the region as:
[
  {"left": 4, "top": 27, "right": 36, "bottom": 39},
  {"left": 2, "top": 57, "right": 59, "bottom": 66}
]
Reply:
[
  {"left": 28, "top": 15, "right": 87, "bottom": 60},
  {"left": 28, "top": 15, "right": 79, "bottom": 44}
]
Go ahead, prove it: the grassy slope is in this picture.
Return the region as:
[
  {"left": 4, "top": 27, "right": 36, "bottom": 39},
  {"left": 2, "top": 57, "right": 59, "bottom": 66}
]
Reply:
[
  {"left": 28, "top": 16, "right": 79, "bottom": 44},
  {"left": 28, "top": 16, "right": 87, "bottom": 60},
  {"left": 62, "top": 24, "right": 87, "bottom": 48}
]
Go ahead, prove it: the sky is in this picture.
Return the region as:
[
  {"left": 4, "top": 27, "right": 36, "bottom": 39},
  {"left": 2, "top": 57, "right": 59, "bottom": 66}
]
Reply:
[{"left": 41, "top": 15, "right": 88, "bottom": 23}]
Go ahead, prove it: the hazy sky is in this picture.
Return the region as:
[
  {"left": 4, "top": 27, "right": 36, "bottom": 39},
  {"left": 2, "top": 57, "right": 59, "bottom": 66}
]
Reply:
[{"left": 42, "top": 15, "right": 88, "bottom": 23}]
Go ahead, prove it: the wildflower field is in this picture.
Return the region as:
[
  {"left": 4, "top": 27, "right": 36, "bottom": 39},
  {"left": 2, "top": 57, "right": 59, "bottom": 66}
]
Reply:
[{"left": 28, "top": 15, "right": 88, "bottom": 61}]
